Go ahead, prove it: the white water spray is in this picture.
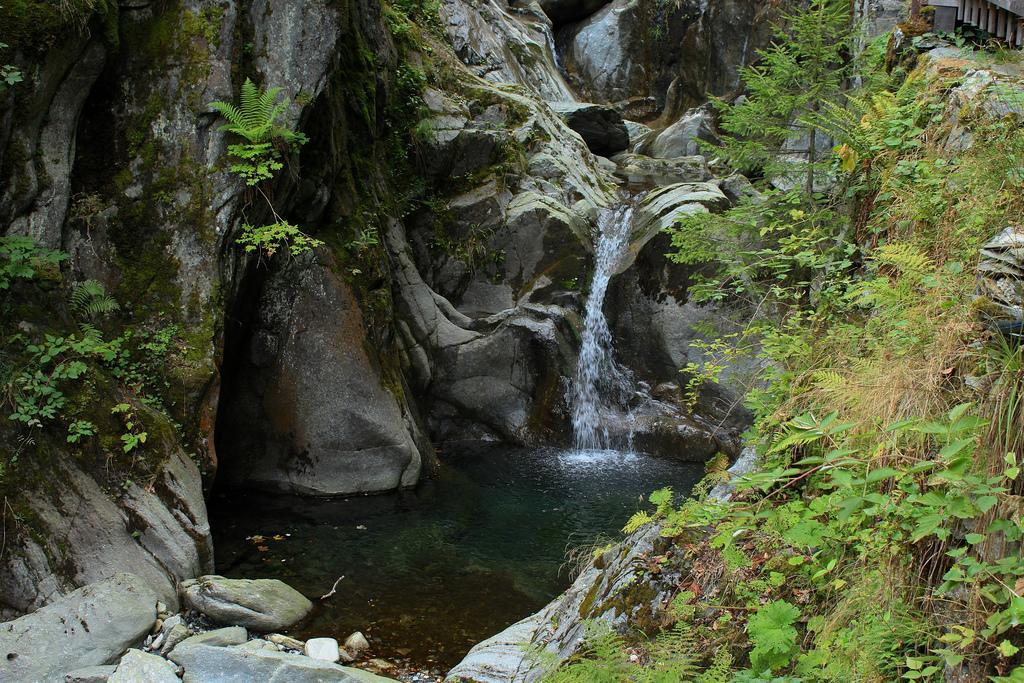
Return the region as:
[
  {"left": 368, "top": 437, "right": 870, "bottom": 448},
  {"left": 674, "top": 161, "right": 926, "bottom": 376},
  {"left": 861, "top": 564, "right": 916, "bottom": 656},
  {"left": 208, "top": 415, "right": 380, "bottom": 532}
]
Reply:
[{"left": 571, "top": 204, "right": 637, "bottom": 451}]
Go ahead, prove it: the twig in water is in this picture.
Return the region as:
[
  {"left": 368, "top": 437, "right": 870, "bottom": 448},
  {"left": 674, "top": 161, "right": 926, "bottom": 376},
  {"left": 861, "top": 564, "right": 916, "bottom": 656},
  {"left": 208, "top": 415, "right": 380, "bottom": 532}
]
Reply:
[{"left": 320, "top": 575, "right": 345, "bottom": 600}]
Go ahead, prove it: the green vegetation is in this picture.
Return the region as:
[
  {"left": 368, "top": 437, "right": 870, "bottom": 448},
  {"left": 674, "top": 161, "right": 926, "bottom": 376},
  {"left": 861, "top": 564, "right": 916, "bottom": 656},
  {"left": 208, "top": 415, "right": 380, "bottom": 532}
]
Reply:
[
  {"left": 546, "top": 3, "right": 1024, "bottom": 681},
  {"left": 710, "top": 0, "right": 855, "bottom": 195},
  {"left": 209, "top": 79, "right": 322, "bottom": 259},
  {"left": 1, "top": 240, "right": 187, "bottom": 485}
]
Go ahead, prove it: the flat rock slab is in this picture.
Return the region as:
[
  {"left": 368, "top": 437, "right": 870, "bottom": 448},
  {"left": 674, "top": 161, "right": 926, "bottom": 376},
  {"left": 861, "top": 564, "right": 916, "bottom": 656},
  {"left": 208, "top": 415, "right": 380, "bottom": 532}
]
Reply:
[
  {"left": 176, "top": 626, "right": 249, "bottom": 649},
  {"left": 109, "top": 649, "right": 179, "bottom": 683},
  {"left": 64, "top": 664, "right": 118, "bottom": 682},
  {"left": 180, "top": 576, "right": 311, "bottom": 632},
  {"left": 0, "top": 572, "right": 157, "bottom": 682},
  {"left": 170, "top": 642, "right": 396, "bottom": 683}
]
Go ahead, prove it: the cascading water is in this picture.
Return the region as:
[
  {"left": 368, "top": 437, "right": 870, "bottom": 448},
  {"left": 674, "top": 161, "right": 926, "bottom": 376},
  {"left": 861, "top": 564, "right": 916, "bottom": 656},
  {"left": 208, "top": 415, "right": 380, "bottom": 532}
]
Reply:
[{"left": 571, "top": 204, "right": 637, "bottom": 451}]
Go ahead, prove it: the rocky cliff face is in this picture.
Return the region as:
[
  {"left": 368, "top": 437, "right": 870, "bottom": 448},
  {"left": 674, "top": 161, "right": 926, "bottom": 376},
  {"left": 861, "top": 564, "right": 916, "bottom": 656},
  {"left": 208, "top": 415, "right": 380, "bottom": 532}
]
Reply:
[{"left": 0, "top": 0, "right": 782, "bottom": 624}]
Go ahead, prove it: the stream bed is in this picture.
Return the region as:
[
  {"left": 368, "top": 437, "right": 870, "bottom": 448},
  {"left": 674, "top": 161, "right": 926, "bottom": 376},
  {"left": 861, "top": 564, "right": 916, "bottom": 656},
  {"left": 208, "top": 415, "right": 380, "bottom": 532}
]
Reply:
[{"left": 210, "top": 443, "right": 704, "bottom": 672}]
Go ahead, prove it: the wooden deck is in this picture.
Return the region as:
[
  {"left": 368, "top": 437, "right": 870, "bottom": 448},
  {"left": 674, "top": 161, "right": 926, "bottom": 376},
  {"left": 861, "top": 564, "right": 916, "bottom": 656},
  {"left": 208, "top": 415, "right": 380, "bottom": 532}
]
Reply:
[{"left": 930, "top": 0, "right": 1024, "bottom": 45}]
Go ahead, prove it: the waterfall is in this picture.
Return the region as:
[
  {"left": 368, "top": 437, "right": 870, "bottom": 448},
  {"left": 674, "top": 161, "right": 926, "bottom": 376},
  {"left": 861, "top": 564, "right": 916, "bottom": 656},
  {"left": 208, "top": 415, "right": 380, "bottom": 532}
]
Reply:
[{"left": 571, "top": 204, "right": 636, "bottom": 451}]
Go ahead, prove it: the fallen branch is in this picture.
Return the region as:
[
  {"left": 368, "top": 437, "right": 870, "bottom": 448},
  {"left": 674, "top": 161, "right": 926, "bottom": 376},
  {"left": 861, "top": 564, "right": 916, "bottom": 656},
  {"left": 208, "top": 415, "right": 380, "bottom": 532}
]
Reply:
[{"left": 320, "top": 575, "right": 345, "bottom": 600}]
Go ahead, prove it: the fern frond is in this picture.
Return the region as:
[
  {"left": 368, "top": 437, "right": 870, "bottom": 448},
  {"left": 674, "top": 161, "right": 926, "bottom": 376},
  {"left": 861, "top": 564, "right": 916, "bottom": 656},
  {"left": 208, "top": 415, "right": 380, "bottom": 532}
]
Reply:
[
  {"left": 812, "top": 369, "right": 845, "bottom": 394},
  {"left": 70, "top": 280, "right": 119, "bottom": 320},
  {"left": 635, "top": 622, "right": 701, "bottom": 683},
  {"left": 874, "top": 243, "right": 934, "bottom": 278}
]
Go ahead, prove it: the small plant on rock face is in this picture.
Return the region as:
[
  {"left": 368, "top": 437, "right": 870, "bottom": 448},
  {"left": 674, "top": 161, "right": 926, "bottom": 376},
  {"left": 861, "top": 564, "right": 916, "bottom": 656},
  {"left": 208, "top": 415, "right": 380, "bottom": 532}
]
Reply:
[{"left": 209, "top": 78, "right": 321, "bottom": 260}]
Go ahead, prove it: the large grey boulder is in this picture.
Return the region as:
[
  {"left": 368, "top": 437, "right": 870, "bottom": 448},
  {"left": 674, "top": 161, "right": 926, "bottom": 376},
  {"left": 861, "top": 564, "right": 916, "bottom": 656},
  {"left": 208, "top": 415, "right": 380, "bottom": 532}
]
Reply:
[
  {"left": 640, "top": 104, "right": 719, "bottom": 159},
  {"left": 0, "top": 573, "right": 157, "bottom": 682},
  {"left": 109, "top": 649, "right": 179, "bottom": 683},
  {"left": 548, "top": 102, "right": 630, "bottom": 156},
  {"left": 217, "top": 252, "right": 430, "bottom": 496},
  {"left": 169, "top": 642, "right": 394, "bottom": 683},
  {"left": 0, "top": 445, "right": 212, "bottom": 617},
  {"left": 180, "top": 576, "right": 312, "bottom": 632}
]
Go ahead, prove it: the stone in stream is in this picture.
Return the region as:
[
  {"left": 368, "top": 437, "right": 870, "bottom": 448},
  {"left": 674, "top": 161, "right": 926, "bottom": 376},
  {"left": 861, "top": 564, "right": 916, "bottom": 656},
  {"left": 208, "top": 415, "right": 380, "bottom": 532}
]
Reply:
[
  {"left": 0, "top": 573, "right": 157, "bottom": 683},
  {"left": 305, "top": 637, "right": 342, "bottom": 662},
  {"left": 344, "top": 631, "right": 370, "bottom": 655},
  {"left": 108, "top": 649, "right": 179, "bottom": 683},
  {"left": 267, "top": 633, "right": 306, "bottom": 651},
  {"left": 169, "top": 642, "right": 393, "bottom": 682},
  {"left": 180, "top": 575, "right": 312, "bottom": 631},
  {"left": 175, "top": 626, "right": 248, "bottom": 649},
  {"left": 160, "top": 623, "right": 193, "bottom": 655}
]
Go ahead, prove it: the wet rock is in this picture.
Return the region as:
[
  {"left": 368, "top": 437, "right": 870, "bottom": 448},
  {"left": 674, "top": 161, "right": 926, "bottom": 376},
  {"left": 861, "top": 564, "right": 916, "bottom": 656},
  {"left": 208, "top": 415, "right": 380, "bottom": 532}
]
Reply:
[
  {"left": 344, "top": 632, "right": 370, "bottom": 655},
  {"left": 623, "top": 120, "right": 653, "bottom": 150},
  {"left": 441, "top": 0, "right": 574, "bottom": 100},
  {"left": 610, "top": 152, "right": 709, "bottom": 186},
  {"left": 305, "top": 637, "right": 341, "bottom": 662},
  {"left": 180, "top": 576, "right": 312, "bottom": 632},
  {"left": 169, "top": 643, "right": 393, "bottom": 683},
  {"left": 630, "top": 181, "right": 729, "bottom": 249},
  {"left": 640, "top": 104, "right": 719, "bottom": 159},
  {"left": 548, "top": 102, "right": 630, "bottom": 156},
  {"left": 109, "top": 649, "right": 179, "bottom": 683},
  {"left": 0, "top": 573, "right": 157, "bottom": 683},
  {"left": 64, "top": 665, "right": 117, "bottom": 683}
]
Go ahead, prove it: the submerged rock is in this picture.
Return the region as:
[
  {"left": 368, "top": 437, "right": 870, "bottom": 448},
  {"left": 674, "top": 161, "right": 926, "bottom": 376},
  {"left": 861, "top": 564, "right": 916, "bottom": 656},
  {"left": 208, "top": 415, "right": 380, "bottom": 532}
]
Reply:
[
  {"left": 0, "top": 573, "right": 157, "bottom": 683},
  {"left": 548, "top": 102, "right": 630, "bottom": 156},
  {"left": 169, "top": 643, "right": 393, "bottom": 683},
  {"left": 109, "top": 649, "right": 179, "bottom": 683},
  {"left": 179, "top": 576, "right": 312, "bottom": 632},
  {"left": 344, "top": 632, "right": 370, "bottom": 655}
]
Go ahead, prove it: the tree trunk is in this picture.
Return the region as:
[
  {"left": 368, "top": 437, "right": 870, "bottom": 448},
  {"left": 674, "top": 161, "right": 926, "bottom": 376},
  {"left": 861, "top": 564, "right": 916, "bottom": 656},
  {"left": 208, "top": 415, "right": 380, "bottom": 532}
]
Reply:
[
  {"left": 805, "top": 113, "right": 817, "bottom": 198},
  {"left": 910, "top": 0, "right": 922, "bottom": 19}
]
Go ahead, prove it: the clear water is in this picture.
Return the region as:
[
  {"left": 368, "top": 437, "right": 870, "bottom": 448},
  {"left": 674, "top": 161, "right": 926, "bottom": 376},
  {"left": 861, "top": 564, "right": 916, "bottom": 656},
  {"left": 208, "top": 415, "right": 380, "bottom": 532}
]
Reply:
[
  {"left": 571, "top": 205, "right": 638, "bottom": 451},
  {"left": 210, "top": 444, "right": 703, "bottom": 671}
]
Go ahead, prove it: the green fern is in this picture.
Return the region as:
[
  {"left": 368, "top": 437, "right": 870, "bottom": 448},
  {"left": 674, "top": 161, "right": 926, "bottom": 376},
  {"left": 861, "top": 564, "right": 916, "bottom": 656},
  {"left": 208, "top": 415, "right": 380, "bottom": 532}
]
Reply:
[
  {"left": 70, "top": 280, "right": 119, "bottom": 320},
  {"left": 209, "top": 78, "right": 307, "bottom": 185},
  {"left": 635, "top": 622, "right": 702, "bottom": 683},
  {"left": 873, "top": 243, "right": 934, "bottom": 278},
  {"left": 209, "top": 78, "right": 302, "bottom": 145},
  {"left": 541, "top": 622, "right": 630, "bottom": 683}
]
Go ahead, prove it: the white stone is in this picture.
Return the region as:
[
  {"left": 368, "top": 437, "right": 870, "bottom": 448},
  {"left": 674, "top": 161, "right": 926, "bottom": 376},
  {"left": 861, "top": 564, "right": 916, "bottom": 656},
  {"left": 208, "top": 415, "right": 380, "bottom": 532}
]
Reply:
[
  {"left": 304, "top": 637, "right": 341, "bottom": 662},
  {"left": 344, "top": 631, "right": 370, "bottom": 654}
]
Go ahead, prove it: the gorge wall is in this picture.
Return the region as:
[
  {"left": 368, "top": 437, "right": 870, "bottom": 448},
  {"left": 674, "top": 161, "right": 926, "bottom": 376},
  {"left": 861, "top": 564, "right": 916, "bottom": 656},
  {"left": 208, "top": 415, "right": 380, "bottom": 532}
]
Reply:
[{"left": 0, "top": 0, "right": 901, "bottom": 633}]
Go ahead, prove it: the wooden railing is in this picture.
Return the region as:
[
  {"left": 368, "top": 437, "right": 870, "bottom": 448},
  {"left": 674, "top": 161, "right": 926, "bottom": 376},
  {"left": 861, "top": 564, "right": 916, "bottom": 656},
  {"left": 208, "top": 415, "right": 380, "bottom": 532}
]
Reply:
[{"left": 954, "top": 0, "right": 1024, "bottom": 45}]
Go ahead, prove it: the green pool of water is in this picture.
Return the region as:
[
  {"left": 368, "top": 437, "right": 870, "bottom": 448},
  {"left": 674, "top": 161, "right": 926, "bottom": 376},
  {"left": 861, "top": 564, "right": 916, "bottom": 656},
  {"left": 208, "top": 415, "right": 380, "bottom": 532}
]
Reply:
[{"left": 210, "top": 443, "right": 704, "bottom": 671}]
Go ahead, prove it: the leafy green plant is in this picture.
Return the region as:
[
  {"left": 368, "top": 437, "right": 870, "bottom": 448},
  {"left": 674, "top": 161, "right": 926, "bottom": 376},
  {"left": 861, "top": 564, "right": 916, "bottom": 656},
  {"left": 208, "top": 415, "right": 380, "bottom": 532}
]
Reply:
[
  {"left": 111, "top": 402, "right": 147, "bottom": 453},
  {"left": 209, "top": 78, "right": 321, "bottom": 260},
  {"left": 236, "top": 221, "right": 323, "bottom": 258},
  {"left": 746, "top": 600, "right": 801, "bottom": 674},
  {"left": 0, "top": 236, "right": 67, "bottom": 290}
]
